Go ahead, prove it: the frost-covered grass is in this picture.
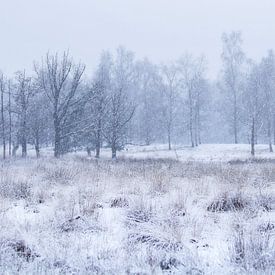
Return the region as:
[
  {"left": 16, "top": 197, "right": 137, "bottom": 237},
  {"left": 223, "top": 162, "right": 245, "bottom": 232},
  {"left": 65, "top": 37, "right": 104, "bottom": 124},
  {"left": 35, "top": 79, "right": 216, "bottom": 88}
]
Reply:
[
  {"left": 2, "top": 143, "right": 275, "bottom": 162},
  {"left": 0, "top": 146, "right": 274, "bottom": 274},
  {"left": 120, "top": 143, "right": 275, "bottom": 162}
]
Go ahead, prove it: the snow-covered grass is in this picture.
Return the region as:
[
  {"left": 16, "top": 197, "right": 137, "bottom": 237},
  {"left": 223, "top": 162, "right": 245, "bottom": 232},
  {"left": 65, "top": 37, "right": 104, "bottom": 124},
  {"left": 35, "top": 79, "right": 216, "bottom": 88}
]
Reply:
[
  {"left": 120, "top": 143, "right": 275, "bottom": 162},
  {"left": 0, "top": 144, "right": 274, "bottom": 274},
  {"left": 2, "top": 143, "right": 275, "bottom": 162}
]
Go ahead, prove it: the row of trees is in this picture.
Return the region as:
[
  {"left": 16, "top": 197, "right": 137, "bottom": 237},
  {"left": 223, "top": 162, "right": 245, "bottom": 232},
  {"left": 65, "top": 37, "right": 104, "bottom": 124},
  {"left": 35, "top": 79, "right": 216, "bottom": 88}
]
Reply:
[
  {"left": 220, "top": 32, "right": 275, "bottom": 155},
  {"left": 0, "top": 32, "right": 274, "bottom": 159},
  {"left": 0, "top": 48, "right": 137, "bottom": 159}
]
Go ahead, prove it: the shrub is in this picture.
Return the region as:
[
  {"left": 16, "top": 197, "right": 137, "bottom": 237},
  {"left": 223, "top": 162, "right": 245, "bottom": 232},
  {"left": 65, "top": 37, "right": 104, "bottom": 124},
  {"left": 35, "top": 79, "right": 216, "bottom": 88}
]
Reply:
[
  {"left": 110, "top": 197, "right": 129, "bottom": 208},
  {"left": 44, "top": 163, "right": 80, "bottom": 184},
  {"left": 230, "top": 224, "right": 275, "bottom": 272},
  {"left": 207, "top": 193, "right": 248, "bottom": 212},
  {"left": 0, "top": 239, "right": 39, "bottom": 262},
  {"left": 0, "top": 178, "right": 32, "bottom": 200}
]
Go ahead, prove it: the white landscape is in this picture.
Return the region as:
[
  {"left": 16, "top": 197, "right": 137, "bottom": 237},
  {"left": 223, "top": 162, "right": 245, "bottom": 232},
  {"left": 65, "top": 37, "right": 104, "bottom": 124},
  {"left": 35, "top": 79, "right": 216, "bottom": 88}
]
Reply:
[
  {"left": 0, "top": 144, "right": 274, "bottom": 274},
  {"left": 1, "top": 0, "right": 275, "bottom": 274}
]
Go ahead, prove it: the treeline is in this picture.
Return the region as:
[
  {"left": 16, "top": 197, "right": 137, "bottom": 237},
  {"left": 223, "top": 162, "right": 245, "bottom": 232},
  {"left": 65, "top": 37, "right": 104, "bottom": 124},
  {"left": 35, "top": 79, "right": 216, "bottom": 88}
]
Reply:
[{"left": 0, "top": 32, "right": 274, "bottom": 159}]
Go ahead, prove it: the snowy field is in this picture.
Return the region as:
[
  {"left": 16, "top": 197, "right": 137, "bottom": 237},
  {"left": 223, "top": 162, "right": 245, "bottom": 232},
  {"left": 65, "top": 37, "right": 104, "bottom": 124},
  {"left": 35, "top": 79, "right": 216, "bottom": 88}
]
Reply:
[
  {"left": 7, "top": 143, "right": 274, "bottom": 162},
  {"left": 121, "top": 144, "right": 275, "bottom": 162},
  {"left": 0, "top": 144, "right": 274, "bottom": 274}
]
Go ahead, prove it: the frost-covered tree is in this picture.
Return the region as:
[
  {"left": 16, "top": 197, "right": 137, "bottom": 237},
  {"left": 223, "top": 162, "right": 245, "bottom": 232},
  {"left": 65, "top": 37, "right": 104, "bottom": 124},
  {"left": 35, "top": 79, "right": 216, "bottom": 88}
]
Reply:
[
  {"left": 104, "top": 47, "right": 136, "bottom": 159},
  {"left": 221, "top": 31, "right": 245, "bottom": 144},
  {"left": 85, "top": 51, "right": 112, "bottom": 157},
  {"left": 13, "top": 71, "right": 34, "bottom": 157},
  {"left": 193, "top": 77, "right": 209, "bottom": 145},
  {"left": 28, "top": 92, "right": 52, "bottom": 157},
  {"left": 0, "top": 36, "right": 274, "bottom": 158},
  {"left": 259, "top": 50, "right": 275, "bottom": 152},
  {"left": 0, "top": 73, "right": 6, "bottom": 159},
  {"left": 35, "top": 52, "right": 85, "bottom": 157},
  {"left": 243, "top": 62, "right": 264, "bottom": 156},
  {"left": 159, "top": 63, "right": 180, "bottom": 150},
  {"left": 178, "top": 54, "right": 206, "bottom": 147},
  {"left": 133, "top": 59, "right": 161, "bottom": 145}
]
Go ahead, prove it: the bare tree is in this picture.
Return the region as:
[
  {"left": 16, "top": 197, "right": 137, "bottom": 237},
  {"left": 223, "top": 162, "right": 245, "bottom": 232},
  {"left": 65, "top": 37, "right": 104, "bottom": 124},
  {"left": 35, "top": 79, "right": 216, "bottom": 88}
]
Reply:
[
  {"left": 193, "top": 77, "right": 208, "bottom": 145},
  {"left": 160, "top": 63, "right": 180, "bottom": 150},
  {"left": 13, "top": 71, "right": 33, "bottom": 157},
  {"left": 134, "top": 59, "right": 162, "bottom": 145},
  {"left": 0, "top": 74, "right": 6, "bottom": 159},
  {"left": 104, "top": 47, "right": 136, "bottom": 159},
  {"left": 8, "top": 80, "right": 12, "bottom": 156},
  {"left": 28, "top": 93, "right": 51, "bottom": 157},
  {"left": 35, "top": 52, "right": 85, "bottom": 157},
  {"left": 178, "top": 54, "right": 206, "bottom": 147},
  {"left": 87, "top": 51, "right": 112, "bottom": 158},
  {"left": 243, "top": 62, "right": 263, "bottom": 156},
  {"left": 221, "top": 31, "right": 245, "bottom": 144},
  {"left": 260, "top": 50, "right": 275, "bottom": 153}
]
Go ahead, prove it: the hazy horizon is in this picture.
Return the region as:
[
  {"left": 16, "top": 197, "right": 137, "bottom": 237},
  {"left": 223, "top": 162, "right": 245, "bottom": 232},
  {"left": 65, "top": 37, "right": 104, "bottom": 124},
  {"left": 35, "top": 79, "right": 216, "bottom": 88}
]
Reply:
[{"left": 1, "top": 0, "right": 275, "bottom": 79}]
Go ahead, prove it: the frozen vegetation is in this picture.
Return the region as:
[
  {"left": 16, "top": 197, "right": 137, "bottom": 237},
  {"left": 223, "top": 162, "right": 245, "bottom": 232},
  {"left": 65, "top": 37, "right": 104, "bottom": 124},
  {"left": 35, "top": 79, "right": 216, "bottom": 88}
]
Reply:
[
  {"left": 0, "top": 145, "right": 274, "bottom": 274},
  {"left": 0, "top": 4, "right": 275, "bottom": 274}
]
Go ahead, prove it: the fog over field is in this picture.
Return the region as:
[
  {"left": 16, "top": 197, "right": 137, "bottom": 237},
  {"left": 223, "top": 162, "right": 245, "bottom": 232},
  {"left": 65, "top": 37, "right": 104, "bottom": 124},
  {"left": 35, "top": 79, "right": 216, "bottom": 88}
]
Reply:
[{"left": 0, "top": 1, "right": 274, "bottom": 274}]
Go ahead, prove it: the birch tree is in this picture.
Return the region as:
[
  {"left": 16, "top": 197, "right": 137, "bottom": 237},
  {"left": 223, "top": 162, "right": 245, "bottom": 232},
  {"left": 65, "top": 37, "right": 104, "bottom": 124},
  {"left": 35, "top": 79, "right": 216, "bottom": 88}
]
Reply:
[
  {"left": 7, "top": 80, "right": 13, "bottom": 156},
  {"left": 221, "top": 31, "right": 245, "bottom": 144},
  {"left": 259, "top": 50, "right": 275, "bottom": 153},
  {"left": 178, "top": 55, "right": 206, "bottom": 147},
  {"left": 104, "top": 47, "right": 136, "bottom": 159},
  {"left": 160, "top": 63, "right": 180, "bottom": 150},
  {"left": 0, "top": 74, "right": 6, "bottom": 159},
  {"left": 243, "top": 62, "right": 263, "bottom": 156},
  {"left": 86, "top": 51, "right": 111, "bottom": 158},
  {"left": 135, "top": 59, "right": 162, "bottom": 145}
]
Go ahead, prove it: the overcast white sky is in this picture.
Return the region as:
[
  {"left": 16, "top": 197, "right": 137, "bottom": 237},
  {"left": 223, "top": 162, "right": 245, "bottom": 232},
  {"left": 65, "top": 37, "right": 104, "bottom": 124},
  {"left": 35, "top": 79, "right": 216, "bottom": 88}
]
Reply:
[{"left": 1, "top": 0, "right": 275, "bottom": 78}]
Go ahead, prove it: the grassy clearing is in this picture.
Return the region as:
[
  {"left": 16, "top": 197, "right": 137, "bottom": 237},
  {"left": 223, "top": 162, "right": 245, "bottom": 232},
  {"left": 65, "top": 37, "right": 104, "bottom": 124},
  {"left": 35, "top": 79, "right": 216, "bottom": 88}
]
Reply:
[{"left": 0, "top": 156, "right": 274, "bottom": 274}]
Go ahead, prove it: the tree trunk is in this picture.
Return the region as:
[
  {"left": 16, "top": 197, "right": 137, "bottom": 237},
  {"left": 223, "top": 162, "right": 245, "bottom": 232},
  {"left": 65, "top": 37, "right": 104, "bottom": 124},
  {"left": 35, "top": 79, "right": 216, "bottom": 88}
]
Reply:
[
  {"left": 35, "top": 133, "right": 40, "bottom": 158},
  {"left": 86, "top": 147, "right": 92, "bottom": 157},
  {"left": 189, "top": 119, "right": 194, "bottom": 148},
  {"left": 95, "top": 146, "right": 100, "bottom": 158},
  {"left": 168, "top": 126, "right": 171, "bottom": 150},
  {"left": 188, "top": 90, "right": 194, "bottom": 148},
  {"left": 12, "top": 144, "right": 19, "bottom": 157},
  {"left": 194, "top": 127, "right": 198, "bottom": 147},
  {"left": 1, "top": 84, "right": 6, "bottom": 159},
  {"left": 145, "top": 125, "right": 151, "bottom": 146},
  {"left": 251, "top": 118, "right": 255, "bottom": 156},
  {"left": 95, "top": 125, "right": 101, "bottom": 158},
  {"left": 8, "top": 81, "right": 12, "bottom": 156},
  {"left": 197, "top": 105, "right": 201, "bottom": 145},
  {"left": 21, "top": 116, "right": 27, "bottom": 158},
  {"left": 35, "top": 145, "right": 40, "bottom": 158},
  {"left": 54, "top": 129, "right": 61, "bottom": 158},
  {"left": 21, "top": 140, "right": 27, "bottom": 158},
  {"left": 233, "top": 89, "right": 238, "bottom": 144},
  {"left": 54, "top": 116, "right": 61, "bottom": 158},
  {"left": 255, "top": 124, "right": 258, "bottom": 145},
  {"left": 194, "top": 109, "right": 198, "bottom": 147},
  {"left": 54, "top": 132, "right": 61, "bottom": 158},
  {"left": 267, "top": 119, "right": 273, "bottom": 153},
  {"left": 111, "top": 142, "right": 117, "bottom": 159}
]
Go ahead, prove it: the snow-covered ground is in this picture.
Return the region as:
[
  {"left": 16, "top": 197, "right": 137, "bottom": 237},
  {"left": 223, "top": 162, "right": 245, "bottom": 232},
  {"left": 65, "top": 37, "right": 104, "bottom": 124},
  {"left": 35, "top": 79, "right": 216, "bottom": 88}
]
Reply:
[
  {"left": 3, "top": 143, "right": 274, "bottom": 162},
  {"left": 121, "top": 143, "right": 275, "bottom": 162},
  {"left": 0, "top": 144, "right": 274, "bottom": 274}
]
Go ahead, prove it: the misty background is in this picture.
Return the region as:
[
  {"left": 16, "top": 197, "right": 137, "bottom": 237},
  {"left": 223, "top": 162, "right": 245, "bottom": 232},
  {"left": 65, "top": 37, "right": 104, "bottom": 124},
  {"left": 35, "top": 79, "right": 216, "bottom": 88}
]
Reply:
[
  {"left": 1, "top": 0, "right": 275, "bottom": 78},
  {"left": 0, "top": 0, "right": 275, "bottom": 159},
  {"left": 0, "top": 3, "right": 275, "bottom": 274}
]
